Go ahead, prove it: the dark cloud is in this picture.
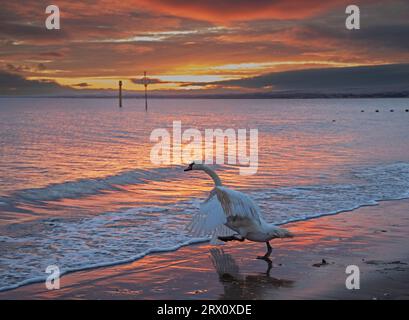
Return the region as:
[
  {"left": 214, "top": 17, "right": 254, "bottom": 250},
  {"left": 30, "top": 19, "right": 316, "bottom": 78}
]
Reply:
[
  {"left": 131, "top": 77, "right": 191, "bottom": 85},
  {"left": 199, "top": 64, "right": 409, "bottom": 92},
  {"left": 131, "top": 77, "right": 168, "bottom": 85},
  {"left": 72, "top": 82, "right": 90, "bottom": 87},
  {"left": 0, "top": 21, "right": 68, "bottom": 43},
  {"left": 0, "top": 71, "right": 71, "bottom": 95},
  {"left": 351, "top": 25, "right": 409, "bottom": 50},
  {"left": 6, "top": 63, "right": 47, "bottom": 73},
  {"left": 6, "top": 64, "right": 31, "bottom": 73},
  {"left": 292, "top": 22, "right": 409, "bottom": 51}
]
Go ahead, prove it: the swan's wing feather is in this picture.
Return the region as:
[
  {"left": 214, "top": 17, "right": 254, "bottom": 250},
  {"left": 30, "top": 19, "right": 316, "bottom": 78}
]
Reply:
[
  {"left": 186, "top": 186, "right": 262, "bottom": 238},
  {"left": 214, "top": 186, "right": 262, "bottom": 225},
  {"left": 185, "top": 189, "right": 228, "bottom": 237}
]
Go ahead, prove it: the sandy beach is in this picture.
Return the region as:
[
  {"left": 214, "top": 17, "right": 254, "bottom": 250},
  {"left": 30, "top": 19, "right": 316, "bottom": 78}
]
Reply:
[{"left": 1, "top": 199, "right": 408, "bottom": 300}]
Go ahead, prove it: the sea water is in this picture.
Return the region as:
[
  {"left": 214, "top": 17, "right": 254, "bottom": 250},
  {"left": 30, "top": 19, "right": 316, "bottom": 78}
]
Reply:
[{"left": 0, "top": 97, "right": 409, "bottom": 291}]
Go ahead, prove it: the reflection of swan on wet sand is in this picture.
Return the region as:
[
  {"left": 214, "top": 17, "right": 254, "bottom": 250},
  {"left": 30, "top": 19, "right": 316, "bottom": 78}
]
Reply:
[
  {"left": 184, "top": 162, "right": 294, "bottom": 258},
  {"left": 210, "top": 248, "right": 294, "bottom": 299}
]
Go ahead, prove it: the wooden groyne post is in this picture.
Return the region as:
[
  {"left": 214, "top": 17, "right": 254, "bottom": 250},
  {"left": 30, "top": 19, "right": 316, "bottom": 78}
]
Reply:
[
  {"left": 143, "top": 71, "right": 148, "bottom": 112},
  {"left": 118, "top": 80, "right": 123, "bottom": 108}
]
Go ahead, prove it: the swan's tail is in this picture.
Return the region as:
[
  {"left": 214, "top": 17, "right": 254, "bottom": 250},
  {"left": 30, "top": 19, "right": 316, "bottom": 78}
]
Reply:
[{"left": 272, "top": 227, "right": 294, "bottom": 239}]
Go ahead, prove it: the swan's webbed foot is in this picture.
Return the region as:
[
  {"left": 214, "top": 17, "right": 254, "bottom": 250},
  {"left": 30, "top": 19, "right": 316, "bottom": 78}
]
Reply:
[
  {"left": 218, "top": 235, "right": 245, "bottom": 242},
  {"left": 218, "top": 236, "right": 232, "bottom": 242},
  {"left": 257, "top": 241, "right": 272, "bottom": 259},
  {"left": 257, "top": 255, "right": 272, "bottom": 262}
]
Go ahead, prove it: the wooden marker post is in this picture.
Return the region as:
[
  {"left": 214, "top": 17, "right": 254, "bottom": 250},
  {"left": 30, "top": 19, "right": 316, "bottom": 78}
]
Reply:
[{"left": 119, "top": 80, "right": 123, "bottom": 108}]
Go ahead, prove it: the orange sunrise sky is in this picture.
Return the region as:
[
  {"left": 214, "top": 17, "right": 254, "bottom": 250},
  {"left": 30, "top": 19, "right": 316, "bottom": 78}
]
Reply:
[{"left": 0, "top": 0, "right": 408, "bottom": 95}]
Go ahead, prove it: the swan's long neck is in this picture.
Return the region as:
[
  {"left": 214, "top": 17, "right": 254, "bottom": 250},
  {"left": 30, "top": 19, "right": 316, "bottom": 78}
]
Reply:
[{"left": 196, "top": 164, "right": 222, "bottom": 186}]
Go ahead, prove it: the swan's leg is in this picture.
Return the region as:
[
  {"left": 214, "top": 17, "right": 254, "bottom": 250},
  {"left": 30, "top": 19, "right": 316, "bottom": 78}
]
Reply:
[
  {"left": 257, "top": 241, "right": 272, "bottom": 259},
  {"left": 266, "top": 241, "right": 272, "bottom": 257}
]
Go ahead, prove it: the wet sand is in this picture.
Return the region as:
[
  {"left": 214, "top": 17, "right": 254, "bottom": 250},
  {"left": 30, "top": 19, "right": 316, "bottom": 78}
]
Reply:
[{"left": 1, "top": 199, "right": 409, "bottom": 300}]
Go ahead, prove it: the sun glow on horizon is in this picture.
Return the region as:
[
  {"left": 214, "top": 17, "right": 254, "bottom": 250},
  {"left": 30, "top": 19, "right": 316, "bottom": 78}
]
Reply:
[{"left": 26, "top": 58, "right": 381, "bottom": 92}]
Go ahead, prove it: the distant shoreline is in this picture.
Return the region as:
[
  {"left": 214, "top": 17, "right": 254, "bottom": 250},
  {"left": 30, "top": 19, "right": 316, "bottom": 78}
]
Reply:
[{"left": 1, "top": 92, "right": 409, "bottom": 99}]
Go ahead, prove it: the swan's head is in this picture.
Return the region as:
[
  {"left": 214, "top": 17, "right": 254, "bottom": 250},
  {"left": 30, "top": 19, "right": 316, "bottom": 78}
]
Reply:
[
  {"left": 183, "top": 162, "right": 222, "bottom": 186},
  {"left": 184, "top": 161, "right": 196, "bottom": 171}
]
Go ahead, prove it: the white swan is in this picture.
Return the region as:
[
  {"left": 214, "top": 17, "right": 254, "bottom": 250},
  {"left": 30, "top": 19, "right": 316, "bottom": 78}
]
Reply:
[{"left": 184, "top": 162, "right": 293, "bottom": 259}]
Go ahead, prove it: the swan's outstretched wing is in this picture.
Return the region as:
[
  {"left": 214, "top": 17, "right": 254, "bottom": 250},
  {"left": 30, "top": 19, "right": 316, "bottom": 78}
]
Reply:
[
  {"left": 186, "top": 188, "right": 231, "bottom": 239},
  {"left": 186, "top": 186, "right": 262, "bottom": 241}
]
